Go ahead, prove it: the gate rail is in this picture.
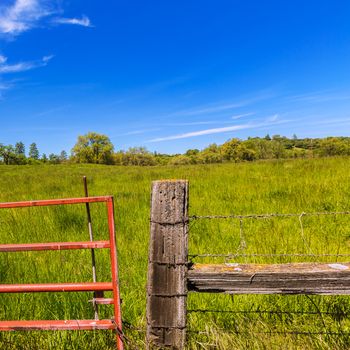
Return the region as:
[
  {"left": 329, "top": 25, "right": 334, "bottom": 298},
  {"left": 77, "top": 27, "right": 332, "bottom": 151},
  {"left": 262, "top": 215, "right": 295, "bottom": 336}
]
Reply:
[{"left": 0, "top": 196, "right": 123, "bottom": 350}]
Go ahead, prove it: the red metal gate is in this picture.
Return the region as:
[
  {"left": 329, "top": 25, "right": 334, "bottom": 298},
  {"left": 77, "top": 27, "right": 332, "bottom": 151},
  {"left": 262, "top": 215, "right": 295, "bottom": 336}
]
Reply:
[{"left": 0, "top": 196, "right": 123, "bottom": 350}]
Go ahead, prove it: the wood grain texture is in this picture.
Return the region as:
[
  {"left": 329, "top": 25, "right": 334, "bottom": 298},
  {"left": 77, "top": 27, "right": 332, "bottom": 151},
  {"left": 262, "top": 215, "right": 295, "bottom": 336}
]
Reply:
[
  {"left": 188, "top": 263, "right": 350, "bottom": 295},
  {"left": 146, "top": 180, "right": 189, "bottom": 350}
]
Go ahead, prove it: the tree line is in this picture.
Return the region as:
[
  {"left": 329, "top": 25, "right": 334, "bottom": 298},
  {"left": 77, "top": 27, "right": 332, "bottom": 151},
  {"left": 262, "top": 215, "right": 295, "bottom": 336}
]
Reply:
[
  {"left": 0, "top": 142, "right": 68, "bottom": 165},
  {"left": 1, "top": 132, "right": 350, "bottom": 166}
]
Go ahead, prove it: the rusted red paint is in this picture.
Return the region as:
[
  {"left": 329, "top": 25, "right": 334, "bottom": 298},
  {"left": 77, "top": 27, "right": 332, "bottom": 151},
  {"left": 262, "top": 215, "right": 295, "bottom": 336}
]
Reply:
[
  {"left": 0, "top": 319, "right": 116, "bottom": 331},
  {"left": 0, "top": 282, "right": 113, "bottom": 293},
  {"left": 0, "top": 196, "right": 112, "bottom": 209},
  {"left": 0, "top": 240, "right": 110, "bottom": 252},
  {"left": 0, "top": 195, "right": 123, "bottom": 350},
  {"left": 106, "top": 199, "right": 124, "bottom": 350}
]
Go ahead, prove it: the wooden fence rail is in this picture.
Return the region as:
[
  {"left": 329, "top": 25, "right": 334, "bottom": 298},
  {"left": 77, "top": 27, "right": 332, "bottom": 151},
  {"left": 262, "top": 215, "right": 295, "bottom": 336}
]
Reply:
[{"left": 146, "top": 180, "right": 350, "bottom": 350}]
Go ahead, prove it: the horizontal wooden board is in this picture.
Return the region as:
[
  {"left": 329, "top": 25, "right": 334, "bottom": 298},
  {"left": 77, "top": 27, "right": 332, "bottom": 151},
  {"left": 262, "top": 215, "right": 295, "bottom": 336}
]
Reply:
[{"left": 188, "top": 263, "right": 350, "bottom": 295}]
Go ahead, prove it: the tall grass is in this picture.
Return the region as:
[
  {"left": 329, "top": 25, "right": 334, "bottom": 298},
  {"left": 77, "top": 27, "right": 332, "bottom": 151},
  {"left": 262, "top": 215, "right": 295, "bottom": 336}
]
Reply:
[{"left": 0, "top": 157, "right": 350, "bottom": 349}]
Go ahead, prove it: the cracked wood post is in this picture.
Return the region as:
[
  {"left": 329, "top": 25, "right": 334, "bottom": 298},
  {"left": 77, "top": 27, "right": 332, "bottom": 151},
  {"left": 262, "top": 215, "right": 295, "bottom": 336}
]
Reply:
[{"left": 146, "top": 180, "right": 189, "bottom": 350}]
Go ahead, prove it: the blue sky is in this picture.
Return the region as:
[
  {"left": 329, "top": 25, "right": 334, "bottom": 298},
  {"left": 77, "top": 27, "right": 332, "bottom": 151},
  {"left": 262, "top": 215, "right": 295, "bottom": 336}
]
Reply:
[{"left": 0, "top": 0, "right": 350, "bottom": 155}]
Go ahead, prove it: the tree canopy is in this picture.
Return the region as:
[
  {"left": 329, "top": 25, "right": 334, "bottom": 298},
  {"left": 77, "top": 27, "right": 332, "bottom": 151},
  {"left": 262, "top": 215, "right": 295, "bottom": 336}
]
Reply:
[
  {"left": 1, "top": 134, "right": 350, "bottom": 166},
  {"left": 71, "top": 132, "right": 114, "bottom": 164},
  {"left": 29, "top": 143, "right": 39, "bottom": 160}
]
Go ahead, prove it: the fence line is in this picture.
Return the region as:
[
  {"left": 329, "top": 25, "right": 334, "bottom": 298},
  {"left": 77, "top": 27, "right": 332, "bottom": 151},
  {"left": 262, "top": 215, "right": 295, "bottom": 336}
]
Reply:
[
  {"left": 188, "top": 330, "right": 350, "bottom": 336},
  {"left": 189, "top": 253, "right": 350, "bottom": 258},
  {"left": 190, "top": 209, "right": 350, "bottom": 261},
  {"left": 146, "top": 180, "right": 350, "bottom": 349},
  {"left": 188, "top": 309, "right": 349, "bottom": 315},
  {"left": 190, "top": 210, "right": 350, "bottom": 220}
]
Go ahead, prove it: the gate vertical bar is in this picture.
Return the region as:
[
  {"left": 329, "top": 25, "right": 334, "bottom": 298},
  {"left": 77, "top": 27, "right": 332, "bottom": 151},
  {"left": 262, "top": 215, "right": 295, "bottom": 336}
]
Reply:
[
  {"left": 106, "top": 197, "right": 124, "bottom": 350},
  {"left": 146, "top": 180, "right": 189, "bottom": 349},
  {"left": 83, "top": 176, "right": 99, "bottom": 320}
]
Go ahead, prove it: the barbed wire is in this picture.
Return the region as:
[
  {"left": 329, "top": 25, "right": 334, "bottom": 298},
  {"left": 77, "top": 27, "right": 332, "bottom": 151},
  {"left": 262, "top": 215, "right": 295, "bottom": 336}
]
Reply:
[
  {"left": 188, "top": 309, "right": 349, "bottom": 315},
  {"left": 299, "top": 212, "right": 314, "bottom": 256},
  {"left": 187, "top": 210, "right": 350, "bottom": 337},
  {"left": 189, "top": 253, "right": 350, "bottom": 258},
  {"left": 189, "top": 210, "right": 350, "bottom": 260},
  {"left": 190, "top": 210, "right": 350, "bottom": 220},
  {"left": 188, "top": 329, "right": 350, "bottom": 336}
]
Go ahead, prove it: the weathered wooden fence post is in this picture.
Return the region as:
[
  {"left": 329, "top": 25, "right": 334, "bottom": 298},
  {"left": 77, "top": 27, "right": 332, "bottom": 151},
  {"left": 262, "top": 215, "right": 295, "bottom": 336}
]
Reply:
[{"left": 146, "top": 180, "right": 189, "bottom": 349}]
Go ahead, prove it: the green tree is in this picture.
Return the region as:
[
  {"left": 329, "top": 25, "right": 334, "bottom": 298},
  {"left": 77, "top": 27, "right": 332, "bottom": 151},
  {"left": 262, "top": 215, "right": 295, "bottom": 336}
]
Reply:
[
  {"left": 122, "top": 147, "right": 156, "bottom": 166},
  {"left": 13, "top": 142, "right": 27, "bottom": 164},
  {"left": 29, "top": 143, "right": 39, "bottom": 159},
  {"left": 318, "top": 137, "right": 349, "bottom": 156},
  {"left": 0, "top": 144, "right": 16, "bottom": 164},
  {"left": 71, "top": 132, "right": 114, "bottom": 164},
  {"left": 15, "top": 142, "right": 25, "bottom": 156},
  {"left": 185, "top": 149, "right": 199, "bottom": 156},
  {"left": 237, "top": 144, "right": 257, "bottom": 161},
  {"left": 184, "top": 149, "right": 199, "bottom": 164},
  {"left": 49, "top": 153, "right": 60, "bottom": 164},
  {"left": 59, "top": 150, "right": 68, "bottom": 162},
  {"left": 221, "top": 138, "right": 241, "bottom": 162},
  {"left": 270, "top": 140, "right": 286, "bottom": 159},
  {"left": 198, "top": 144, "right": 223, "bottom": 164},
  {"left": 169, "top": 155, "right": 193, "bottom": 165}
]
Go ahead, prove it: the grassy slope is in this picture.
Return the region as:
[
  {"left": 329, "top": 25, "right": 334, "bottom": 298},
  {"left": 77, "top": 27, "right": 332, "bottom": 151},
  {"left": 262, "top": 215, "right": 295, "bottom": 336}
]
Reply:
[{"left": 0, "top": 157, "right": 350, "bottom": 349}]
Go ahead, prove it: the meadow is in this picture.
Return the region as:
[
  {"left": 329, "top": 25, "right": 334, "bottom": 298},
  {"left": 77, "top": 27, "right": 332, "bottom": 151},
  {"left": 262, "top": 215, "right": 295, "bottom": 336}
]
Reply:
[{"left": 1, "top": 157, "right": 350, "bottom": 349}]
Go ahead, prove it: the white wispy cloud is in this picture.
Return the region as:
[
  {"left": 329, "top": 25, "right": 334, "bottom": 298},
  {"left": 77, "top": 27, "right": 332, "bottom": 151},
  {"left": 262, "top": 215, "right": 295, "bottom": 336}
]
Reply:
[
  {"left": 0, "top": 79, "right": 15, "bottom": 99},
  {"left": 161, "top": 112, "right": 256, "bottom": 126},
  {"left": 176, "top": 102, "right": 246, "bottom": 117},
  {"left": 0, "top": 0, "right": 54, "bottom": 35},
  {"left": 0, "top": 1, "right": 91, "bottom": 100},
  {"left": 166, "top": 121, "right": 225, "bottom": 126},
  {"left": 42, "top": 54, "right": 54, "bottom": 62},
  {"left": 35, "top": 104, "right": 71, "bottom": 117},
  {"left": 0, "top": 54, "right": 7, "bottom": 64},
  {"left": 121, "top": 128, "right": 162, "bottom": 136},
  {"left": 297, "top": 117, "right": 350, "bottom": 127},
  {"left": 231, "top": 112, "right": 255, "bottom": 120},
  {"left": 166, "top": 91, "right": 275, "bottom": 118},
  {"left": 0, "top": 82, "right": 11, "bottom": 97},
  {"left": 288, "top": 91, "right": 350, "bottom": 103},
  {"left": 149, "top": 118, "right": 283, "bottom": 142},
  {"left": 0, "top": 55, "right": 53, "bottom": 74},
  {"left": 53, "top": 15, "right": 92, "bottom": 27},
  {"left": 266, "top": 114, "right": 279, "bottom": 122},
  {"left": 0, "top": 1, "right": 93, "bottom": 36}
]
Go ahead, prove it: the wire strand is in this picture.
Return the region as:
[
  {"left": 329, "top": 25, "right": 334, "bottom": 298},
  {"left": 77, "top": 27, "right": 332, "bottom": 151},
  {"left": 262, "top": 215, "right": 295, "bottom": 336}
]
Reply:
[
  {"left": 190, "top": 211, "right": 350, "bottom": 220},
  {"left": 189, "top": 253, "right": 350, "bottom": 258},
  {"left": 188, "top": 309, "right": 349, "bottom": 315},
  {"left": 188, "top": 329, "right": 350, "bottom": 336}
]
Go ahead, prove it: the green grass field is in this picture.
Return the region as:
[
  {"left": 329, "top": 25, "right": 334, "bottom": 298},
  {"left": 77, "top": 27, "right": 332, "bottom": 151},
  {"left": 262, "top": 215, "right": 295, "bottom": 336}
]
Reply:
[{"left": 1, "top": 157, "right": 350, "bottom": 349}]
